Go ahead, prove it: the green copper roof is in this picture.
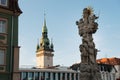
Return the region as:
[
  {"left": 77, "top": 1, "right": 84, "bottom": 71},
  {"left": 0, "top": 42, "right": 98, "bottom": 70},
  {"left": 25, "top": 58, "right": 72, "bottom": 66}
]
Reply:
[
  {"left": 37, "top": 15, "right": 54, "bottom": 51},
  {"left": 36, "top": 43, "right": 39, "bottom": 50},
  {"left": 42, "top": 16, "right": 47, "bottom": 33}
]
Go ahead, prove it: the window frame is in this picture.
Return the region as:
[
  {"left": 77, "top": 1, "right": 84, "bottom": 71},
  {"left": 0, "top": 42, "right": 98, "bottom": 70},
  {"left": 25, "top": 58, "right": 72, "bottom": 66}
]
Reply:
[
  {"left": 0, "top": 0, "right": 8, "bottom": 6},
  {"left": 0, "top": 49, "right": 6, "bottom": 65},
  {"left": 0, "top": 48, "right": 6, "bottom": 72},
  {"left": 0, "top": 18, "right": 7, "bottom": 34}
]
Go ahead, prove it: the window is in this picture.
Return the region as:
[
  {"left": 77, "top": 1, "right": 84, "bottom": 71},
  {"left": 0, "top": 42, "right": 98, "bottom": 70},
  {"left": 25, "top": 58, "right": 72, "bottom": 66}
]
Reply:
[
  {"left": 0, "top": 49, "right": 5, "bottom": 65},
  {"left": 0, "top": 19, "right": 7, "bottom": 33},
  {"left": 0, "top": 0, "right": 7, "bottom": 6},
  {"left": 28, "top": 72, "right": 34, "bottom": 80},
  {"left": 22, "top": 72, "right": 28, "bottom": 80},
  {"left": 35, "top": 72, "right": 39, "bottom": 80}
]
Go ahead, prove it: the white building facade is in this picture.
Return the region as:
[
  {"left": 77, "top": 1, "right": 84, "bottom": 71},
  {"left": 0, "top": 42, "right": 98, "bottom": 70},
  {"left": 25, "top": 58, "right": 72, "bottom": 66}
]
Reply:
[
  {"left": 114, "top": 65, "right": 120, "bottom": 79},
  {"left": 97, "top": 57, "right": 120, "bottom": 80},
  {"left": 20, "top": 68, "right": 80, "bottom": 80},
  {"left": 100, "top": 71, "right": 116, "bottom": 80},
  {"left": 99, "top": 64, "right": 116, "bottom": 80}
]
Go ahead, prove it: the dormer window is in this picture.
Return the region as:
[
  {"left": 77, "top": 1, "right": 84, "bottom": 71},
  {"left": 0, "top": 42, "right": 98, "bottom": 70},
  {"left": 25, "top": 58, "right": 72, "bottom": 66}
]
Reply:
[{"left": 0, "top": 0, "right": 7, "bottom": 6}]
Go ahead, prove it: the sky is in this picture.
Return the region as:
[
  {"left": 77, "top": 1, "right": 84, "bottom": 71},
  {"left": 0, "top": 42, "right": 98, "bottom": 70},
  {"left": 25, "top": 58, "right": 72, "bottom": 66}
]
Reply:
[{"left": 19, "top": 0, "right": 120, "bottom": 67}]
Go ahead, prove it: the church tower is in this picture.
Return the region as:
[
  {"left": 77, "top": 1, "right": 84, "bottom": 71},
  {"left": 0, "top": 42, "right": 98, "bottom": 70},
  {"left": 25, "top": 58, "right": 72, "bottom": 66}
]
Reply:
[
  {"left": 0, "top": 0, "right": 22, "bottom": 80},
  {"left": 36, "top": 16, "right": 54, "bottom": 68}
]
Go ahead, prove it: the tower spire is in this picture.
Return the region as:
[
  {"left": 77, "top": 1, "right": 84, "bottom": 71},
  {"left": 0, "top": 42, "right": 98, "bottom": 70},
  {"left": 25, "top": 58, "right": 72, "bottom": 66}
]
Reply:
[
  {"left": 44, "top": 13, "right": 46, "bottom": 27},
  {"left": 38, "top": 14, "right": 54, "bottom": 51},
  {"left": 36, "top": 14, "right": 54, "bottom": 68},
  {"left": 42, "top": 13, "right": 47, "bottom": 33}
]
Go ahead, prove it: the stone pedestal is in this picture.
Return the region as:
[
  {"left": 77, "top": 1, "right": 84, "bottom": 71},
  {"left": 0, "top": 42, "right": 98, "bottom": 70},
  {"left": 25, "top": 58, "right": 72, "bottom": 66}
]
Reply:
[{"left": 80, "top": 63, "right": 101, "bottom": 80}]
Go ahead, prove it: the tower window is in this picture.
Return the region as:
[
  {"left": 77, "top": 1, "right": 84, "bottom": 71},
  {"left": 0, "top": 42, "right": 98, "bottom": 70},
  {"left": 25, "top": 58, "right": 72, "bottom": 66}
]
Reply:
[
  {"left": 0, "top": 19, "right": 7, "bottom": 33},
  {"left": 0, "top": 0, "right": 7, "bottom": 6},
  {"left": 0, "top": 49, "right": 5, "bottom": 65}
]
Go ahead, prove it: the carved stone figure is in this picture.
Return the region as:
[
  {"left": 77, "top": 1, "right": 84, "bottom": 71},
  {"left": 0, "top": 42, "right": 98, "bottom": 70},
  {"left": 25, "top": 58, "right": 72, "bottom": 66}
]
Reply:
[
  {"left": 80, "top": 39, "right": 89, "bottom": 64},
  {"left": 76, "top": 7, "right": 101, "bottom": 80}
]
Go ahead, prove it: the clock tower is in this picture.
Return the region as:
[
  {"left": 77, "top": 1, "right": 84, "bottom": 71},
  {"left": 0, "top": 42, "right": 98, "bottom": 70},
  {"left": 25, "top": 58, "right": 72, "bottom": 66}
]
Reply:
[
  {"left": 0, "top": 0, "right": 22, "bottom": 80},
  {"left": 36, "top": 17, "right": 54, "bottom": 68}
]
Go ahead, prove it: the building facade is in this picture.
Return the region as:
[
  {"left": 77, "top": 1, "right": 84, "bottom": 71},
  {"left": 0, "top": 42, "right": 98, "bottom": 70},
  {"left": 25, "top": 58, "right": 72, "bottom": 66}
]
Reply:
[
  {"left": 97, "top": 57, "right": 120, "bottom": 80},
  {"left": 0, "top": 0, "right": 22, "bottom": 80},
  {"left": 98, "top": 64, "right": 116, "bottom": 80},
  {"left": 20, "top": 67, "right": 80, "bottom": 80}
]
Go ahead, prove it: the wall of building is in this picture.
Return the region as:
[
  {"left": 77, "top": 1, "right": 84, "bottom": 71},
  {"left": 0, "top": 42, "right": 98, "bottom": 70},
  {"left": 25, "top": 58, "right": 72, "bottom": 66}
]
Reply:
[
  {"left": 0, "top": 0, "right": 22, "bottom": 79},
  {"left": 0, "top": 12, "right": 19, "bottom": 80},
  {"left": 44, "top": 55, "right": 53, "bottom": 68},
  {"left": 100, "top": 71, "right": 116, "bottom": 80},
  {"left": 115, "top": 65, "right": 120, "bottom": 79},
  {"left": 36, "top": 54, "right": 44, "bottom": 68},
  {"left": 20, "top": 69, "right": 79, "bottom": 80},
  {"left": 36, "top": 50, "right": 53, "bottom": 68}
]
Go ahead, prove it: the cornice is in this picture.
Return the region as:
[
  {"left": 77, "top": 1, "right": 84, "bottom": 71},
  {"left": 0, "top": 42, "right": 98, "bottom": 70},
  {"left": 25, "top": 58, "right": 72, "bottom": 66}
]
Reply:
[
  {"left": 36, "top": 53, "right": 54, "bottom": 57},
  {"left": 0, "top": 8, "right": 21, "bottom": 16}
]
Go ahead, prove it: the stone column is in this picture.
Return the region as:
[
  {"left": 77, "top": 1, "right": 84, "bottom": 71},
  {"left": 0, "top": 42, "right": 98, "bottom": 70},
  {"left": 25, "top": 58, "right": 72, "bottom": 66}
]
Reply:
[
  {"left": 78, "top": 73, "right": 80, "bottom": 80},
  {"left": 39, "top": 72, "right": 41, "bottom": 80},
  {"left": 45, "top": 72, "right": 48, "bottom": 80},
  {"left": 33, "top": 72, "right": 35, "bottom": 80},
  {"left": 104, "top": 72, "right": 107, "bottom": 80},
  {"left": 111, "top": 73, "right": 114, "bottom": 80},
  {"left": 27, "top": 72, "right": 29, "bottom": 80},
  {"left": 74, "top": 73, "right": 76, "bottom": 80},
  {"left": 44, "top": 72, "right": 46, "bottom": 80},
  {"left": 103, "top": 72, "right": 105, "bottom": 80},
  {"left": 69, "top": 73, "right": 71, "bottom": 80},
  {"left": 108, "top": 73, "right": 110, "bottom": 80},
  {"left": 65, "top": 73, "right": 67, "bottom": 80},
  {"left": 100, "top": 72, "right": 103, "bottom": 80},
  {"left": 50, "top": 72, "right": 53, "bottom": 80},
  {"left": 55, "top": 73, "right": 58, "bottom": 80},
  {"left": 60, "top": 73, "right": 63, "bottom": 80}
]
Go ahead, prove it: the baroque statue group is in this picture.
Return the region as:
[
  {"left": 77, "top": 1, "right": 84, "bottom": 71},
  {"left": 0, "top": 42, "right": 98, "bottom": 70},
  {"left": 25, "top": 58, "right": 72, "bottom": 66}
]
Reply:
[{"left": 76, "top": 7, "right": 102, "bottom": 80}]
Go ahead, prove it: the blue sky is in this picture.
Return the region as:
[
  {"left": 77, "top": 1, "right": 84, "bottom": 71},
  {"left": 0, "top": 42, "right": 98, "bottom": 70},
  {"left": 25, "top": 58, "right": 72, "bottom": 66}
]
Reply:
[{"left": 19, "top": 0, "right": 120, "bottom": 67}]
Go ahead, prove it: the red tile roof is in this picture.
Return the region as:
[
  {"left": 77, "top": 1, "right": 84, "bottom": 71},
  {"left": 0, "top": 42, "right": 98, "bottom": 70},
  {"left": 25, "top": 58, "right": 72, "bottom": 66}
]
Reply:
[{"left": 97, "top": 57, "right": 120, "bottom": 65}]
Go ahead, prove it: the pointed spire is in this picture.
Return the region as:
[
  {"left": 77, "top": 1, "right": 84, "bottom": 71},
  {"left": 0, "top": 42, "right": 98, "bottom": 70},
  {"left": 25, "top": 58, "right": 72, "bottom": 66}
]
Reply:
[
  {"left": 44, "top": 13, "right": 46, "bottom": 27},
  {"left": 40, "top": 14, "right": 51, "bottom": 50},
  {"left": 42, "top": 13, "right": 47, "bottom": 33}
]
